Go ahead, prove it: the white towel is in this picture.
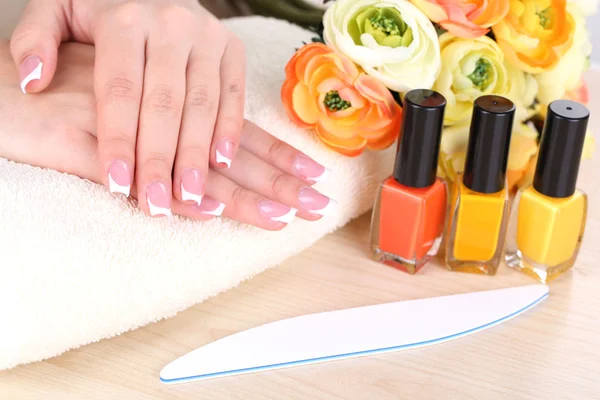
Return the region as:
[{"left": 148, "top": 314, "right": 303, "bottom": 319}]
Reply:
[{"left": 0, "top": 16, "right": 395, "bottom": 370}]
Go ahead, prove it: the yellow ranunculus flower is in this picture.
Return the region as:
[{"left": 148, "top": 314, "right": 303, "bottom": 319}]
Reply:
[
  {"left": 535, "top": 4, "right": 592, "bottom": 106},
  {"left": 433, "top": 33, "right": 510, "bottom": 126},
  {"left": 505, "top": 62, "right": 539, "bottom": 122},
  {"left": 438, "top": 122, "right": 539, "bottom": 192},
  {"left": 492, "top": 0, "right": 575, "bottom": 74}
]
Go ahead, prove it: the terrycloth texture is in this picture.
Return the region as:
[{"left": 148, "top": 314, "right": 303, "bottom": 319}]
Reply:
[{"left": 0, "top": 16, "right": 395, "bottom": 370}]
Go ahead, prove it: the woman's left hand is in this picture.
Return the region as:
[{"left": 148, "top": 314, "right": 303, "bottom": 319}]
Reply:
[{"left": 10, "top": 0, "right": 246, "bottom": 218}]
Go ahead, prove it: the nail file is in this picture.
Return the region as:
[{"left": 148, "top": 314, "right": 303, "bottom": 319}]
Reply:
[{"left": 160, "top": 284, "right": 548, "bottom": 384}]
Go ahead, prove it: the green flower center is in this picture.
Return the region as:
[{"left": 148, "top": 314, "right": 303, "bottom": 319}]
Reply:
[
  {"left": 537, "top": 7, "right": 552, "bottom": 29},
  {"left": 348, "top": 6, "right": 413, "bottom": 48},
  {"left": 369, "top": 14, "right": 401, "bottom": 36},
  {"left": 468, "top": 59, "right": 493, "bottom": 91},
  {"left": 324, "top": 90, "right": 351, "bottom": 112}
]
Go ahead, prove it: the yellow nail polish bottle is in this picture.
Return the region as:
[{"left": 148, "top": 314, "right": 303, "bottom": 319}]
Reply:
[
  {"left": 445, "top": 96, "right": 515, "bottom": 275},
  {"left": 505, "top": 100, "right": 589, "bottom": 283}
]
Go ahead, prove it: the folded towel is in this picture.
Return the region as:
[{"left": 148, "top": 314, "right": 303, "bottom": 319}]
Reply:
[{"left": 0, "top": 16, "right": 395, "bottom": 370}]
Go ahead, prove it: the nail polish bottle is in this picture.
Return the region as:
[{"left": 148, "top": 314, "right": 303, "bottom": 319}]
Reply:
[
  {"left": 505, "top": 100, "right": 589, "bottom": 283},
  {"left": 370, "top": 89, "right": 447, "bottom": 274},
  {"left": 445, "top": 95, "right": 515, "bottom": 275}
]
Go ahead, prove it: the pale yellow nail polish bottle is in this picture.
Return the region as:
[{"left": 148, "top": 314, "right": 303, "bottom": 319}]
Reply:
[{"left": 505, "top": 100, "right": 589, "bottom": 283}]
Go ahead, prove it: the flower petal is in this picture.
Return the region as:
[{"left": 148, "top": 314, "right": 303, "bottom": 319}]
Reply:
[
  {"left": 316, "top": 123, "right": 368, "bottom": 157},
  {"left": 338, "top": 87, "right": 367, "bottom": 108},
  {"left": 291, "top": 81, "right": 319, "bottom": 126},
  {"left": 317, "top": 77, "right": 346, "bottom": 93}
]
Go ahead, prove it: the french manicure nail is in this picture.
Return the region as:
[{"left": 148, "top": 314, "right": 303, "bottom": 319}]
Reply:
[
  {"left": 181, "top": 169, "right": 204, "bottom": 205},
  {"left": 258, "top": 200, "right": 297, "bottom": 223},
  {"left": 293, "top": 154, "right": 330, "bottom": 183},
  {"left": 298, "top": 187, "right": 337, "bottom": 216},
  {"left": 197, "top": 196, "right": 226, "bottom": 216},
  {"left": 215, "top": 139, "right": 234, "bottom": 168},
  {"left": 146, "top": 181, "right": 172, "bottom": 217},
  {"left": 108, "top": 160, "right": 131, "bottom": 197},
  {"left": 19, "top": 55, "right": 43, "bottom": 94}
]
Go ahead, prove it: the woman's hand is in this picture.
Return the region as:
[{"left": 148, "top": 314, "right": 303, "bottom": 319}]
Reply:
[
  {"left": 10, "top": 0, "right": 245, "bottom": 217},
  {"left": 0, "top": 41, "right": 335, "bottom": 230}
]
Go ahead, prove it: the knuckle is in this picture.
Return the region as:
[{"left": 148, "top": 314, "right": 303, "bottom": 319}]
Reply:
[
  {"left": 266, "top": 139, "right": 287, "bottom": 165},
  {"left": 242, "top": 119, "right": 253, "bottom": 133},
  {"left": 144, "top": 84, "right": 181, "bottom": 116},
  {"left": 103, "top": 77, "right": 138, "bottom": 102},
  {"left": 230, "top": 186, "right": 250, "bottom": 209},
  {"left": 142, "top": 151, "right": 171, "bottom": 172},
  {"left": 158, "top": 3, "right": 195, "bottom": 24},
  {"left": 112, "top": 2, "right": 146, "bottom": 28},
  {"left": 185, "top": 84, "right": 216, "bottom": 114},
  {"left": 268, "top": 172, "right": 289, "bottom": 198},
  {"left": 225, "top": 78, "right": 244, "bottom": 97},
  {"left": 99, "top": 132, "right": 136, "bottom": 150}
]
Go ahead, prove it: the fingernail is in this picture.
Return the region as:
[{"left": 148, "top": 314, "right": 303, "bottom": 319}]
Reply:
[
  {"left": 298, "top": 187, "right": 337, "bottom": 216},
  {"left": 258, "top": 200, "right": 297, "bottom": 223},
  {"left": 293, "top": 154, "right": 330, "bottom": 183},
  {"left": 146, "top": 181, "right": 172, "bottom": 217},
  {"left": 20, "top": 55, "right": 43, "bottom": 94},
  {"left": 215, "top": 139, "right": 234, "bottom": 168},
  {"left": 181, "top": 169, "right": 204, "bottom": 205},
  {"left": 197, "top": 196, "right": 226, "bottom": 216},
  {"left": 108, "top": 160, "right": 131, "bottom": 197}
]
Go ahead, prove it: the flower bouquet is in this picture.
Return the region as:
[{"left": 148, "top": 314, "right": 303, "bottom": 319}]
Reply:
[{"left": 250, "top": 0, "right": 598, "bottom": 192}]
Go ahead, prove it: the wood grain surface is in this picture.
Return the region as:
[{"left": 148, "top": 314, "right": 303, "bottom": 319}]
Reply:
[{"left": 0, "top": 0, "right": 599, "bottom": 397}]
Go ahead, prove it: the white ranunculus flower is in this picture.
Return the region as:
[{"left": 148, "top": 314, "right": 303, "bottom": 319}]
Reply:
[
  {"left": 323, "top": 0, "right": 441, "bottom": 92},
  {"left": 568, "top": 0, "right": 599, "bottom": 16},
  {"left": 536, "top": 4, "right": 592, "bottom": 105}
]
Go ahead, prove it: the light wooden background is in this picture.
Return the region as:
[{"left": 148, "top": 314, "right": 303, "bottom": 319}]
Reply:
[{"left": 1, "top": 1, "right": 599, "bottom": 399}]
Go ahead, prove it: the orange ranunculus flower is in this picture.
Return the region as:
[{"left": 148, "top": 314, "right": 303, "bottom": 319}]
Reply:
[
  {"left": 492, "top": 0, "right": 575, "bottom": 73},
  {"left": 281, "top": 43, "right": 402, "bottom": 157},
  {"left": 410, "top": 0, "right": 509, "bottom": 38}
]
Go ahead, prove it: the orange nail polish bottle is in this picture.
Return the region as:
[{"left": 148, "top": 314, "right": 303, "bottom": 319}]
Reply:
[{"left": 370, "top": 89, "right": 447, "bottom": 274}]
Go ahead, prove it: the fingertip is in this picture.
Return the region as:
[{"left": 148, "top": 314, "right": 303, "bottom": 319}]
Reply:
[
  {"left": 107, "top": 160, "right": 133, "bottom": 197},
  {"left": 19, "top": 54, "right": 44, "bottom": 94},
  {"left": 179, "top": 168, "right": 205, "bottom": 206},
  {"left": 296, "top": 210, "right": 324, "bottom": 221},
  {"left": 145, "top": 181, "right": 173, "bottom": 218},
  {"left": 195, "top": 196, "right": 226, "bottom": 217},
  {"left": 213, "top": 138, "right": 235, "bottom": 169}
]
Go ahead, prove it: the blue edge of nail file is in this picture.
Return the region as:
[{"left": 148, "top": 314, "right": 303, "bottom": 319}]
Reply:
[{"left": 160, "top": 284, "right": 549, "bottom": 384}]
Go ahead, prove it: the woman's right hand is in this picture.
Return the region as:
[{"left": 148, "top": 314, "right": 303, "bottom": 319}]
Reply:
[{"left": 0, "top": 41, "right": 336, "bottom": 230}]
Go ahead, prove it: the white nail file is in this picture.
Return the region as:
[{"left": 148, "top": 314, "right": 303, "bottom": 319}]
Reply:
[{"left": 160, "top": 284, "right": 548, "bottom": 384}]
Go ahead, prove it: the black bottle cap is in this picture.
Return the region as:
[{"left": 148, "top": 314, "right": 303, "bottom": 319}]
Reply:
[
  {"left": 533, "top": 100, "right": 589, "bottom": 198},
  {"left": 463, "top": 95, "right": 515, "bottom": 193},
  {"left": 393, "top": 89, "right": 446, "bottom": 188}
]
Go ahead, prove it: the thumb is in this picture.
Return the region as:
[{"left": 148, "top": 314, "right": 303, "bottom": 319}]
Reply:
[{"left": 10, "top": 0, "right": 70, "bottom": 94}]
